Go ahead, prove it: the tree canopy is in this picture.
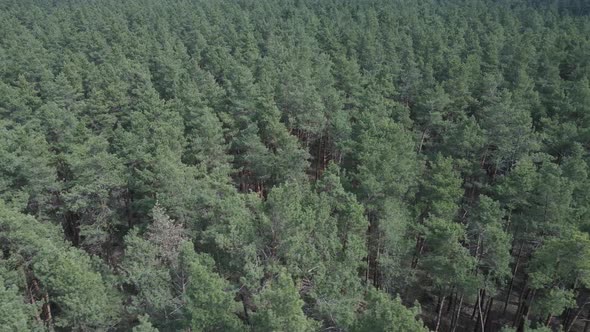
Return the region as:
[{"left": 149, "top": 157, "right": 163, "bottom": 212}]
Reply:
[{"left": 1, "top": 0, "right": 590, "bottom": 330}]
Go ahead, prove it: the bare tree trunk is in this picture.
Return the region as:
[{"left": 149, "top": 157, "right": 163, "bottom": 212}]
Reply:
[
  {"left": 515, "top": 289, "right": 536, "bottom": 330},
  {"left": 365, "top": 241, "right": 370, "bottom": 284},
  {"left": 504, "top": 242, "right": 524, "bottom": 314},
  {"left": 418, "top": 129, "right": 428, "bottom": 153},
  {"left": 563, "top": 307, "right": 573, "bottom": 330},
  {"left": 484, "top": 297, "right": 494, "bottom": 331},
  {"left": 451, "top": 294, "right": 464, "bottom": 332},
  {"left": 43, "top": 293, "right": 52, "bottom": 324},
  {"left": 523, "top": 290, "right": 536, "bottom": 325},
  {"left": 315, "top": 136, "right": 322, "bottom": 180},
  {"left": 435, "top": 296, "right": 446, "bottom": 332},
  {"left": 365, "top": 220, "right": 372, "bottom": 284},
  {"left": 474, "top": 290, "right": 485, "bottom": 332},
  {"left": 28, "top": 282, "right": 41, "bottom": 323},
  {"left": 373, "top": 242, "right": 380, "bottom": 288},
  {"left": 125, "top": 188, "right": 134, "bottom": 228},
  {"left": 447, "top": 288, "right": 456, "bottom": 314},
  {"left": 566, "top": 301, "right": 590, "bottom": 332},
  {"left": 472, "top": 291, "right": 480, "bottom": 320},
  {"left": 411, "top": 237, "right": 425, "bottom": 269},
  {"left": 513, "top": 279, "right": 529, "bottom": 327}
]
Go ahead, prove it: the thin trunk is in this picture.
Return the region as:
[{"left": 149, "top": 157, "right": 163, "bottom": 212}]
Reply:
[
  {"left": 563, "top": 308, "right": 572, "bottom": 332},
  {"left": 365, "top": 247, "right": 370, "bottom": 284},
  {"left": 484, "top": 297, "right": 494, "bottom": 331},
  {"left": 240, "top": 293, "right": 250, "bottom": 325},
  {"left": 411, "top": 237, "right": 425, "bottom": 269},
  {"left": 474, "top": 304, "right": 481, "bottom": 332},
  {"left": 435, "top": 296, "right": 446, "bottom": 332},
  {"left": 504, "top": 242, "right": 524, "bottom": 314},
  {"left": 28, "top": 282, "right": 41, "bottom": 323},
  {"left": 365, "top": 222, "right": 372, "bottom": 284},
  {"left": 524, "top": 289, "right": 536, "bottom": 323},
  {"left": 451, "top": 294, "right": 464, "bottom": 332},
  {"left": 43, "top": 293, "right": 52, "bottom": 324},
  {"left": 567, "top": 302, "right": 590, "bottom": 332},
  {"left": 513, "top": 279, "right": 529, "bottom": 327},
  {"left": 492, "top": 161, "right": 499, "bottom": 180},
  {"left": 471, "top": 235, "right": 483, "bottom": 321},
  {"left": 418, "top": 129, "right": 428, "bottom": 153},
  {"left": 447, "top": 289, "right": 456, "bottom": 314},
  {"left": 373, "top": 243, "right": 380, "bottom": 288},
  {"left": 449, "top": 292, "right": 458, "bottom": 324},
  {"left": 504, "top": 210, "right": 512, "bottom": 233},
  {"left": 125, "top": 189, "right": 133, "bottom": 228},
  {"left": 474, "top": 234, "right": 482, "bottom": 263},
  {"left": 472, "top": 291, "right": 480, "bottom": 320},
  {"left": 315, "top": 137, "right": 322, "bottom": 180},
  {"left": 323, "top": 136, "right": 328, "bottom": 171},
  {"left": 474, "top": 290, "right": 485, "bottom": 332},
  {"left": 517, "top": 289, "right": 536, "bottom": 330}
]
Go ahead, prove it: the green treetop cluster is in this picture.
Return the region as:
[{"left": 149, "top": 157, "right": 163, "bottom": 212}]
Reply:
[{"left": 1, "top": 0, "right": 590, "bottom": 331}]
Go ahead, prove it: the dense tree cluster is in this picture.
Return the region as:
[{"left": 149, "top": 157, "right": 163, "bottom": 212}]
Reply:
[{"left": 1, "top": 0, "right": 590, "bottom": 331}]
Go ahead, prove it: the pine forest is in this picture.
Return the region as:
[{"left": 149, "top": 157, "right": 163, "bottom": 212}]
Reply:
[{"left": 1, "top": 0, "right": 590, "bottom": 331}]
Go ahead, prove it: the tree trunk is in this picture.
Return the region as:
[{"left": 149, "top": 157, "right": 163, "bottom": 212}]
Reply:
[
  {"left": 563, "top": 308, "right": 571, "bottom": 331},
  {"left": 411, "top": 236, "right": 425, "bottom": 269},
  {"left": 474, "top": 290, "right": 485, "bottom": 332},
  {"left": 365, "top": 244, "right": 370, "bottom": 284},
  {"left": 315, "top": 136, "right": 322, "bottom": 180},
  {"left": 373, "top": 242, "right": 380, "bottom": 288},
  {"left": 451, "top": 294, "right": 464, "bottom": 332},
  {"left": 28, "top": 281, "right": 41, "bottom": 323},
  {"left": 125, "top": 188, "right": 134, "bottom": 228},
  {"left": 504, "top": 242, "right": 524, "bottom": 315},
  {"left": 513, "top": 288, "right": 527, "bottom": 327},
  {"left": 523, "top": 289, "right": 536, "bottom": 325},
  {"left": 447, "top": 289, "right": 455, "bottom": 314},
  {"left": 513, "top": 278, "right": 529, "bottom": 327},
  {"left": 418, "top": 129, "right": 428, "bottom": 153},
  {"left": 435, "top": 296, "right": 446, "bottom": 332},
  {"left": 472, "top": 291, "right": 480, "bottom": 320},
  {"left": 240, "top": 293, "right": 250, "bottom": 325},
  {"left": 515, "top": 289, "right": 536, "bottom": 330},
  {"left": 365, "top": 220, "right": 373, "bottom": 284},
  {"left": 484, "top": 297, "right": 494, "bottom": 331},
  {"left": 567, "top": 301, "right": 590, "bottom": 332},
  {"left": 43, "top": 293, "right": 52, "bottom": 324}
]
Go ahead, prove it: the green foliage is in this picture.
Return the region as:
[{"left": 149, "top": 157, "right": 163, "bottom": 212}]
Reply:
[
  {"left": 416, "top": 155, "right": 463, "bottom": 220},
  {"left": 122, "top": 229, "right": 178, "bottom": 325},
  {"left": 263, "top": 179, "right": 366, "bottom": 327},
  {"left": 420, "top": 217, "right": 477, "bottom": 295},
  {"left": 469, "top": 196, "right": 512, "bottom": 294},
  {"left": 180, "top": 243, "right": 243, "bottom": 331},
  {"left": 0, "top": 202, "right": 120, "bottom": 330},
  {"left": 351, "top": 288, "right": 427, "bottom": 332},
  {"left": 0, "top": 276, "right": 31, "bottom": 332},
  {"left": 532, "top": 288, "right": 576, "bottom": 318},
  {"left": 132, "top": 315, "right": 159, "bottom": 332},
  {"left": 500, "top": 326, "right": 552, "bottom": 332},
  {"left": 1, "top": 0, "right": 590, "bottom": 330},
  {"left": 529, "top": 231, "right": 590, "bottom": 289},
  {"left": 252, "top": 270, "right": 319, "bottom": 332},
  {"left": 33, "top": 248, "right": 120, "bottom": 329}
]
